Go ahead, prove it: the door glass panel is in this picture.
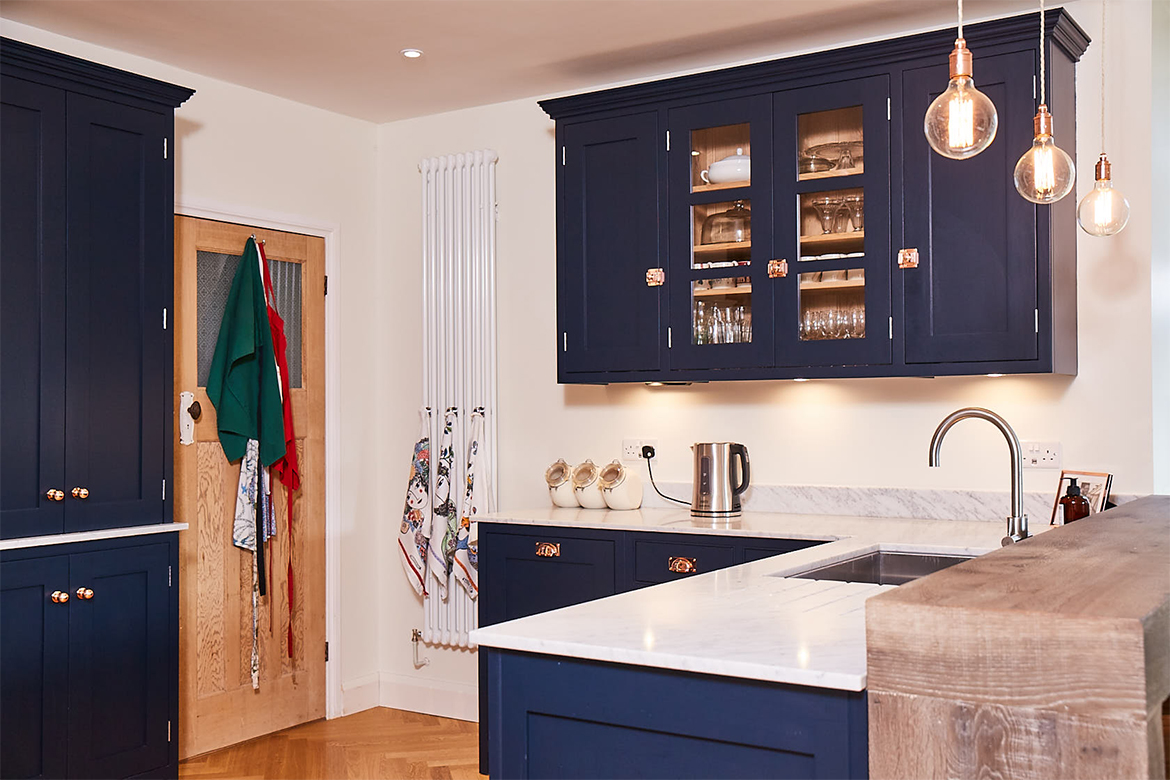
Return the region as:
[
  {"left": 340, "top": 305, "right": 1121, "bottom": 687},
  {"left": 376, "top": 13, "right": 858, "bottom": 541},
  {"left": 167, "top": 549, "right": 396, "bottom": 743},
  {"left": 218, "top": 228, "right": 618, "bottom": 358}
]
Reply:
[
  {"left": 690, "top": 123, "right": 750, "bottom": 192},
  {"left": 797, "top": 106, "right": 863, "bottom": 181},
  {"left": 693, "top": 279, "right": 752, "bottom": 345},
  {"left": 197, "top": 250, "right": 303, "bottom": 388},
  {"left": 798, "top": 188, "right": 864, "bottom": 261},
  {"left": 798, "top": 269, "right": 866, "bottom": 341},
  {"left": 693, "top": 199, "right": 752, "bottom": 269}
]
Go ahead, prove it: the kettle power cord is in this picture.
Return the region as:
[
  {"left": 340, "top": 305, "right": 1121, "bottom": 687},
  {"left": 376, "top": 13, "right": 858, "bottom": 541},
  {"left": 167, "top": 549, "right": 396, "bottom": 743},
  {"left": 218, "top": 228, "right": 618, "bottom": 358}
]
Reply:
[{"left": 641, "top": 445, "right": 691, "bottom": 507}]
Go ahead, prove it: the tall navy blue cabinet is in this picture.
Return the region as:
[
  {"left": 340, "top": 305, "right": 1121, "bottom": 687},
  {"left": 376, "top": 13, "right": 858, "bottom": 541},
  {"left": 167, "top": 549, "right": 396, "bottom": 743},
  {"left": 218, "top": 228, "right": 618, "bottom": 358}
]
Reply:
[
  {"left": 1, "top": 37, "right": 191, "bottom": 780},
  {"left": 543, "top": 10, "right": 1087, "bottom": 383}
]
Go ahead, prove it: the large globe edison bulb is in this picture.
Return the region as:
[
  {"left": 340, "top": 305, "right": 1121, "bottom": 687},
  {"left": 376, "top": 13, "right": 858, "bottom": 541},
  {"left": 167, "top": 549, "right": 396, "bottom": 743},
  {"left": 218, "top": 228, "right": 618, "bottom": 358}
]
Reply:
[
  {"left": 1077, "top": 155, "right": 1130, "bottom": 236},
  {"left": 1014, "top": 108, "right": 1075, "bottom": 204},
  {"left": 924, "top": 75, "right": 998, "bottom": 159}
]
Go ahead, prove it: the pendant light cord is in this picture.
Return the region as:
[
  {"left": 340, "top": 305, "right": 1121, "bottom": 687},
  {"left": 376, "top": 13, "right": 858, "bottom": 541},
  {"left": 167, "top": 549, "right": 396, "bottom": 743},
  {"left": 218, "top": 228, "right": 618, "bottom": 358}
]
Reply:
[
  {"left": 1040, "top": 0, "right": 1046, "bottom": 106},
  {"left": 1100, "top": 0, "right": 1107, "bottom": 153},
  {"left": 958, "top": 0, "right": 964, "bottom": 38}
]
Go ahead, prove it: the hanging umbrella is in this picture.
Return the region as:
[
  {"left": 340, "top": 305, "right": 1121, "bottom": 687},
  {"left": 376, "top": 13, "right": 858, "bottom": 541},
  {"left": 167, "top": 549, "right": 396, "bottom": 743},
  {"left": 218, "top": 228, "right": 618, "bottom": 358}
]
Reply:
[
  {"left": 428, "top": 408, "right": 459, "bottom": 599},
  {"left": 397, "top": 407, "right": 432, "bottom": 596},
  {"left": 454, "top": 407, "right": 486, "bottom": 598}
]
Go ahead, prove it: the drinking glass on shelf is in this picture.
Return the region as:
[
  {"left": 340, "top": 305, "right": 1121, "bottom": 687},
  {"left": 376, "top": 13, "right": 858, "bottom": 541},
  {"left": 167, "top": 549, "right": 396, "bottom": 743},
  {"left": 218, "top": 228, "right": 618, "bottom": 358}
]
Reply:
[
  {"left": 850, "top": 304, "right": 866, "bottom": 338},
  {"left": 811, "top": 196, "right": 844, "bottom": 234},
  {"left": 833, "top": 207, "right": 851, "bottom": 234},
  {"left": 844, "top": 194, "right": 864, "bottom": 232},
  {"left": 693, "top": 300, "right": 708, "bottom": 344}
]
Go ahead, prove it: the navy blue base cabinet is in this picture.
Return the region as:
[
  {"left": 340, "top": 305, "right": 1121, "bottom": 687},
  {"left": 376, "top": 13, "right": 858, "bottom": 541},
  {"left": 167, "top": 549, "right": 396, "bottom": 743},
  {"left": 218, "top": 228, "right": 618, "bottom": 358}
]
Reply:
[
  {"left": 544, "top": 10, "right": 1087, "bottom": 383},
  {"left": 1, "top": 535, "right": 180, "bottom": 780},
  {"left": 478, "top": 522, "right": 825, "bottom": 773},
  {"left": 486, "top": 649, "right": 868, "bottom": 780}
]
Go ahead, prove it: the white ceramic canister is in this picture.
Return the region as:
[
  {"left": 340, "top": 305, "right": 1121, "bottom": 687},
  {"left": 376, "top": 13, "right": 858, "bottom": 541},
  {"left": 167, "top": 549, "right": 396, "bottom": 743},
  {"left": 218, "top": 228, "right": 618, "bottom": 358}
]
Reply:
[
  {"left": 545, "top": 458, "right": 579, "bottom": 507},
  {"left": 571, "top": 459, "right": 607, "bottom": 509},
  {"left": 598, "top": 460, "right": 643, "bottom": 511}
]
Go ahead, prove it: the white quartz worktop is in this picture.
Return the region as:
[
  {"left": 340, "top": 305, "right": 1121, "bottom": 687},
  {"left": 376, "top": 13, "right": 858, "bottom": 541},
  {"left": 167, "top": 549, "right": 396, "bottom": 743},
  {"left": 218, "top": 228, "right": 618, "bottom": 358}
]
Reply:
[{"left": 472, "top": 508, "right": 1050, "bottom": 690}]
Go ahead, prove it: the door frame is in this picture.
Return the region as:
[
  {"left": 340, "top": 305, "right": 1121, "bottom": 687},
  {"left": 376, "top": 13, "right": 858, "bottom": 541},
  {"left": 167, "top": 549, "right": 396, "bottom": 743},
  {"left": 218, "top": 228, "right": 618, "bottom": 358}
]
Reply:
[{"left": 174, "top": 197, "right": 344, "bottom": 719}]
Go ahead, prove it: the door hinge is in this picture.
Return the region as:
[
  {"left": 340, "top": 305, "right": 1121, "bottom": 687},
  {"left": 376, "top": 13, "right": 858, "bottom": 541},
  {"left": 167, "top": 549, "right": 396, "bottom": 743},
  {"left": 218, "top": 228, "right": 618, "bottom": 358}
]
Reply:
[
  {"left": 563, "top": 332, "right": 567, "bottom": 352},
  {"left": 668, "top": 327, "right": 673, "bottom": 349},
  {"left": 324, "top": 275, "right": 328, "bottom": 296},
  {"left": 1033, "top": 75, "right": 1037, "bottom": 100},
  {"left": 889, "top": 316, "right": 894, "bottom": 340},
  {"left": 163, "top": 138, "right": 168, "bottom": 159},
  {"left": 162, "top": 307, "right": 168, "bottom": 330},
  {"left": 162, "top": 479, "right": 166, "bottom": 501},
  {"left": 168, "top": 566, "right": 172, "bottom": 587},
  {"left": 1035, "top": 308, "right": 1039, "bottom": 333},
  {"left": 325, "top": 641, "right": 330, "bottom": 662},
  {"left": 665, "top": 131, "right": 670, "bottom": 151},
  {"left": 561, "top": 146, "right": 566, "bottom": 166},
  {"left": 168, "top": 720, "right": 172, "bottom": 742},
  {"left": 887, "top": 97, "right": 891, "bottom": 121}
]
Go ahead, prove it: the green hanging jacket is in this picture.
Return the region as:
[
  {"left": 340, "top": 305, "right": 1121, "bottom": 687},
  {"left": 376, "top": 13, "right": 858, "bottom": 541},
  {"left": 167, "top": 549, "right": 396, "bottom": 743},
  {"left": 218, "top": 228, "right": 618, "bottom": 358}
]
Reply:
[{"left": 205, "top": 237, "right": 285, "bottom": 466}]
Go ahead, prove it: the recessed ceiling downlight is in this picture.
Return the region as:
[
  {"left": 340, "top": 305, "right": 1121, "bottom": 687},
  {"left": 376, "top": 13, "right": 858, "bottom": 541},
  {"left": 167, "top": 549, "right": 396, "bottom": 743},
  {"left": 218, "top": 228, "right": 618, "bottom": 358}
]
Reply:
[{"left": 400, "top": 48, "right": 423, "bottom": 59}]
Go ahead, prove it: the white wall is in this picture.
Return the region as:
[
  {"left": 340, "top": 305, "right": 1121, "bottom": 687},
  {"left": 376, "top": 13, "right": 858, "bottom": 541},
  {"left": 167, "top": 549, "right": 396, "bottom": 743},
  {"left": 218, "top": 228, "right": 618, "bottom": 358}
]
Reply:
[
  {"left": 0, "top": 19, "right": 385, "bottom": 711},
  {"left": 374, "top": 0, "right": 1158, "bottom": 714}
]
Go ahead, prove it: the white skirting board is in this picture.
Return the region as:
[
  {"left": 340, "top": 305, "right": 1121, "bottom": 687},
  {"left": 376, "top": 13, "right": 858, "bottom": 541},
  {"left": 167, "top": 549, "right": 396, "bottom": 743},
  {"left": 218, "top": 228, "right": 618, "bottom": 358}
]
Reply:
[{"left": 340, "top": 673, "right": 478, "bottom": 722}]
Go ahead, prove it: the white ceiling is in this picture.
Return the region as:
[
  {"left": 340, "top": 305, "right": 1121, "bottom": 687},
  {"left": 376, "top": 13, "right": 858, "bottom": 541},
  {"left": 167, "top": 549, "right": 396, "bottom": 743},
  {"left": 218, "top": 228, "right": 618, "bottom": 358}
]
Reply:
[{"left": 1, "top": 0, "right": 1036, "bottom": 123}]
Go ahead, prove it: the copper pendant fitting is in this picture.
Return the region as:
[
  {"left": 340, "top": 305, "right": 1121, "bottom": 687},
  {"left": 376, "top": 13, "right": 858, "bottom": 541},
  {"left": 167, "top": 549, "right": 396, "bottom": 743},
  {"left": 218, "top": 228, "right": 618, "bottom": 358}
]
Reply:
[
  {"left": 1033, "top": 105, "right": 1054, "bottom": 137},
  {"left": 1095, "top": 153, "right": 1112, "bottom": 182},
  {"left": 949, "top": 38, "right": 973, "bottom": 79}
]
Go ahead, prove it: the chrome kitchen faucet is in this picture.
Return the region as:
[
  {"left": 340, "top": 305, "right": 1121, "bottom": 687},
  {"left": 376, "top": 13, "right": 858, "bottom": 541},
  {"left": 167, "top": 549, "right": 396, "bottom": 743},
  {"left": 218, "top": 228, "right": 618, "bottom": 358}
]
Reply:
[{"left": 929, "top": 407, "right": 1029, "bottom": 546}]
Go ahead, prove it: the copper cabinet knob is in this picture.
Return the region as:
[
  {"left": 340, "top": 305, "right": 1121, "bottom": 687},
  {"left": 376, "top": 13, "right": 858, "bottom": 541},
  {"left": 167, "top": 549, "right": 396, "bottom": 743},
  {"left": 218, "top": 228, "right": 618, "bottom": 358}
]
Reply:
[
  {"left": 72, "top": 487, "right": 89, "bottom": 499},
  {"left": 51, "top": 590, "right": 69, "bottom": 603},
  {"left": 76, "top": 588, "right": 94, "bottom": 600},
  {"left": 667, "top": 556, "right": 698, "bottom": 574},
  {"left": 46, "top": 489, "right": 65, "bottom": 502}
]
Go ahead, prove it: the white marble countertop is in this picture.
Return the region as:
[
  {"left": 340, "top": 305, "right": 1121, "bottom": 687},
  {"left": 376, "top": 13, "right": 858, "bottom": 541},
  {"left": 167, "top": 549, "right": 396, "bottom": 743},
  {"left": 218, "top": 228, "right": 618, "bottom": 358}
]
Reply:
[
  {"left": 472, "top": 508, "right": 1052, "bottom": 691},
  {"left": 0, "top": 522, "right": 189, "bottom": 550}
]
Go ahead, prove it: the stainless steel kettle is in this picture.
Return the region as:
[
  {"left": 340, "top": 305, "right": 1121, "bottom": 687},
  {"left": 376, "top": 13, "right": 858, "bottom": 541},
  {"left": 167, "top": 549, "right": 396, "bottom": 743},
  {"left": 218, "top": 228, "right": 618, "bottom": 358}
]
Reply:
[{"left": 690, "top": 442, "right": 750, "bottom": 518}]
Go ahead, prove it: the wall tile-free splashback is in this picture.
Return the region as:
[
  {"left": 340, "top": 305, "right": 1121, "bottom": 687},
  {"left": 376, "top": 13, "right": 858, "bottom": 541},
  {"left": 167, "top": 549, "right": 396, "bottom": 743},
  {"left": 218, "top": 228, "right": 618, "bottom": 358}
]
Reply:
[{"left": 642, "top": 482, "right": 1138, "bottom": 523}]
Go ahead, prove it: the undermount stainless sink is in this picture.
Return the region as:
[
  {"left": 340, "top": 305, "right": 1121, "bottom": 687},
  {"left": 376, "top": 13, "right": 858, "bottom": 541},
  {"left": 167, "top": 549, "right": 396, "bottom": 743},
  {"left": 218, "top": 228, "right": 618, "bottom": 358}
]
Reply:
[{"left": 791, "top": 551, "right": 973, "bottom": 586}]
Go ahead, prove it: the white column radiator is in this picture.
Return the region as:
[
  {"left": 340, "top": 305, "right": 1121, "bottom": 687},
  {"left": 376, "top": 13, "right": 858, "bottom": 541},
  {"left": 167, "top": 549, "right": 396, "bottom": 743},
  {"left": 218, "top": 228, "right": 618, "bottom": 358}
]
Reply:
[{"left": 419, "top": 150, "right": 499, "bottom": 648}]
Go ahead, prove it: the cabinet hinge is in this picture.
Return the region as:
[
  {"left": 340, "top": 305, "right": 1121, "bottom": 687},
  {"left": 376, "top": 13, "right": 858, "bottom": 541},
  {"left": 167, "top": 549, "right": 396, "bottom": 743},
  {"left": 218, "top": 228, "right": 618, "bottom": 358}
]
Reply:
[
  {"left": 324, "top": 275, "right": 329, "bottom": 296},
  {"left": 325, "top": 641, "right": 330, "bottom": 662},
  {"left": 1033, "top": 75, "right": 1037, "bottom": 100},
  {"left": 162, "top": 479, "right": 166, "bottom": 501},
  {"left": 668, "top": 327, "right": 673, "bottom": 349},
  {"left": 168, "top": 566, "right": 172, "bottom": 587},
  {"left": 889, "top": 316, "right": 894, "bottom": 340},
  {"left": 162, "top": 307, "right": 168, "bottom": 330},
  {"left": 887, "top": 97, "right": 891, "bottom": 121},
  {"left": 163, "top": 138, "right": 168, "bottom": 159},
  {"left": 168, "top": 720, "right": 172, "bottom": 742},
  {"left": 563, "top": 332, "right": 567, "bottom": 352},
  {"left": 665, "top": 131, "right": 670, "bottom": 151},
  {"left": 1035, "top": 308, "right": 1039, "bottom": 333},
  {"left": 561, "top": 146, "right": 566, "bottom": 166}
]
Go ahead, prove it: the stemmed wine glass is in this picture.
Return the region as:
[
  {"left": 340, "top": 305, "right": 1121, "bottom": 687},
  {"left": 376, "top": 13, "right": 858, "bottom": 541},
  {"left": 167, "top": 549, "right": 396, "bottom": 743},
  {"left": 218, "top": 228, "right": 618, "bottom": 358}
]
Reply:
[
  {"left": 844, "top": 194, "right": 864, "bottom": 232},
  {"left": 811, "top": 196, "right": 844, "bottom": 234}
]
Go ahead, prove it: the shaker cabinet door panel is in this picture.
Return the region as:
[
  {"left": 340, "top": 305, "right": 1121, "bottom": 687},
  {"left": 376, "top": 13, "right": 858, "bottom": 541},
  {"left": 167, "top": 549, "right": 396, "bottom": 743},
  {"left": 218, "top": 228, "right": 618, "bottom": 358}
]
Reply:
[
  {"left": 558, "top": 113, "right": 662, "bottom": 376},
  {"left": 0, "top": 555, "right": 71, "bottom": 780},
  {"left": 64, "top": 94, "right": 168, "bottom": 533},
  {"left": 901, "top": 50, "right": 1040, "bottom": 365},
  {"left": 66, "top": 543, "right": 170, "bottom": 780},
  {"left": 0, "top": 77, "right": 68, "bottom": 540}
]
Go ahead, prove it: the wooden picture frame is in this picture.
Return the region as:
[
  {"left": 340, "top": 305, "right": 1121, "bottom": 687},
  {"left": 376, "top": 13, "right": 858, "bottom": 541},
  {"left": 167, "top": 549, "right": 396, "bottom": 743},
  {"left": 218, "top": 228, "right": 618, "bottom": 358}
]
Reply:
[{"left": 1049, "top": 470, "right": 1113, "bottom": 524}]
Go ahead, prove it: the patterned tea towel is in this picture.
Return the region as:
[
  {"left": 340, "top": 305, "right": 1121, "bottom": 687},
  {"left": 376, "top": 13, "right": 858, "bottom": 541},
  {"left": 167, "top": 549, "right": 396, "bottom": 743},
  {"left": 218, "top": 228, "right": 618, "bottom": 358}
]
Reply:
[
  {"left": 397, "top": 407, "right": 433, "bottom": 595},
  {"left": 427, "top": 408, "right": 459, "bottom": 599},
  {"left": 453, "top": 408, "right": 486, "bottom": 598}
]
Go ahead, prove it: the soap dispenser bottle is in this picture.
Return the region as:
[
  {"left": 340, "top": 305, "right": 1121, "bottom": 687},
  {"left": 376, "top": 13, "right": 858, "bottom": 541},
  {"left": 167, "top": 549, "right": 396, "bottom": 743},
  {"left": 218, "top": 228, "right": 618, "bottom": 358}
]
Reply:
[{"left": 1059, "top": 478, "right": 1091, "bottom": 524}]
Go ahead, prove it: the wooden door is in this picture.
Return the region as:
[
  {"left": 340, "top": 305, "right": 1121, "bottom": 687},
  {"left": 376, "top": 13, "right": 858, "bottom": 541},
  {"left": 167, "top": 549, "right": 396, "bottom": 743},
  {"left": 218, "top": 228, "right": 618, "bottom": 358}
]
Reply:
[
  {"left": 558, "top": 112, "right": 662, "bottom": 378},
  {"left": 173, "top": 216, "right": 325, "bottom": 758}
]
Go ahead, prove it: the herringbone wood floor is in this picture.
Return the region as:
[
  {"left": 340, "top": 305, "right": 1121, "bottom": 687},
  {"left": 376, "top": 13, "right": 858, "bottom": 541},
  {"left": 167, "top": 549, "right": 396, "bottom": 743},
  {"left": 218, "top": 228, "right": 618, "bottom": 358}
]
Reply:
[{"left": 179, "top": 707, "right": 485, "bottom": 780}]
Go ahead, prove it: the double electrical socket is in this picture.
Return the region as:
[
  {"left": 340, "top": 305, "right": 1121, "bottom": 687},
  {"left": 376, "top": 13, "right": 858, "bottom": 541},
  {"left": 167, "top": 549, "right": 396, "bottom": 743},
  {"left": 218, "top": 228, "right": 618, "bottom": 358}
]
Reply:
[
  {"left": 1022, "top": 441, "right": 1062, "bottom": 469},
  {"left": 621, "top": 438, "right": 658, "bottom": 462}
]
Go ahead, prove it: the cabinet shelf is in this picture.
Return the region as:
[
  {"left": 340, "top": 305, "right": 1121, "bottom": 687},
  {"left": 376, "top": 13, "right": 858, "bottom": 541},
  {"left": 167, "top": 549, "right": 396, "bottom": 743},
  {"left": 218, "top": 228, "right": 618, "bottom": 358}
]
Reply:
[
  {"left": 799, "top": 277, "right": 865, "bottom": 292},
  {"left": 797, "top": 164, "right": 865, "bottom": 182},
  {"left": 695, "top": 285, "right": 751, "bottom": 298},
  {"left": 799, "top": 232, "right": 864, "bottom": 254},
  {"left": 693, "top": 241, "right": 751, "bottom": 256},
  {"left": 692, "top": 180, "right": 751, "bottom": 193}
]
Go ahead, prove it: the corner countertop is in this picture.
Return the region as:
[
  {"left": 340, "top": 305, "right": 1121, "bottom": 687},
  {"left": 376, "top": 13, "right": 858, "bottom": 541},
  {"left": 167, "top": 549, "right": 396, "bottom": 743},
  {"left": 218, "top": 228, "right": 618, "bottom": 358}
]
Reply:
[{"left": 473, "top": 508, "right": 1047, "bottom": 691}]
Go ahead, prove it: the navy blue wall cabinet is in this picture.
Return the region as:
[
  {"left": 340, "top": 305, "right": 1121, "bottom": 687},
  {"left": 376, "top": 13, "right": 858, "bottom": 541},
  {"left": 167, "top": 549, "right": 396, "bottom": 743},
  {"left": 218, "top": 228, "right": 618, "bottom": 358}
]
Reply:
[
  {"left": 541, "top": 10, "right": 1087, "bottom": 383},
  {"left": 1, "top": 536, "right": 179, "bottom": 780},
  {"left": 0, "top": 39, "right": 192, "bottom": 540},
  {"left": 477, "top": 522, "right": 827, "bottom": 773},
  {"left": 485, "top": 649, "right": 868, "bottom": 780}
]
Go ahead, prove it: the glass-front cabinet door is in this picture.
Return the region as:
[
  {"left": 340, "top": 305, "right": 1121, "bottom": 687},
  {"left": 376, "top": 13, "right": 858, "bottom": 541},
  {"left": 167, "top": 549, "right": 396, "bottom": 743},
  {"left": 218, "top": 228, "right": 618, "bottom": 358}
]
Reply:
[
  {"left": 772, "top": 76, "right": 892, "bottom": 368},
  {"left": 667, "top": 97, "right": 772, "bottom": 370}
]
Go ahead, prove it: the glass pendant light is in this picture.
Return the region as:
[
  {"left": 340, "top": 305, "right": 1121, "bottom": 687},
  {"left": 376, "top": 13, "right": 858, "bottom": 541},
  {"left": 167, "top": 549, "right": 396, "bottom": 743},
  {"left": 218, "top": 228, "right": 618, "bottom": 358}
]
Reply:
[
  {"left": 1014, "top": 0, "right": 1075, "bottom": 204},
  {"left": 1077, "top": 3, "right": 1130, "bottom": 236},
  {"left": 924, "top": 0, "right": 998, "bottom": 159}
]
